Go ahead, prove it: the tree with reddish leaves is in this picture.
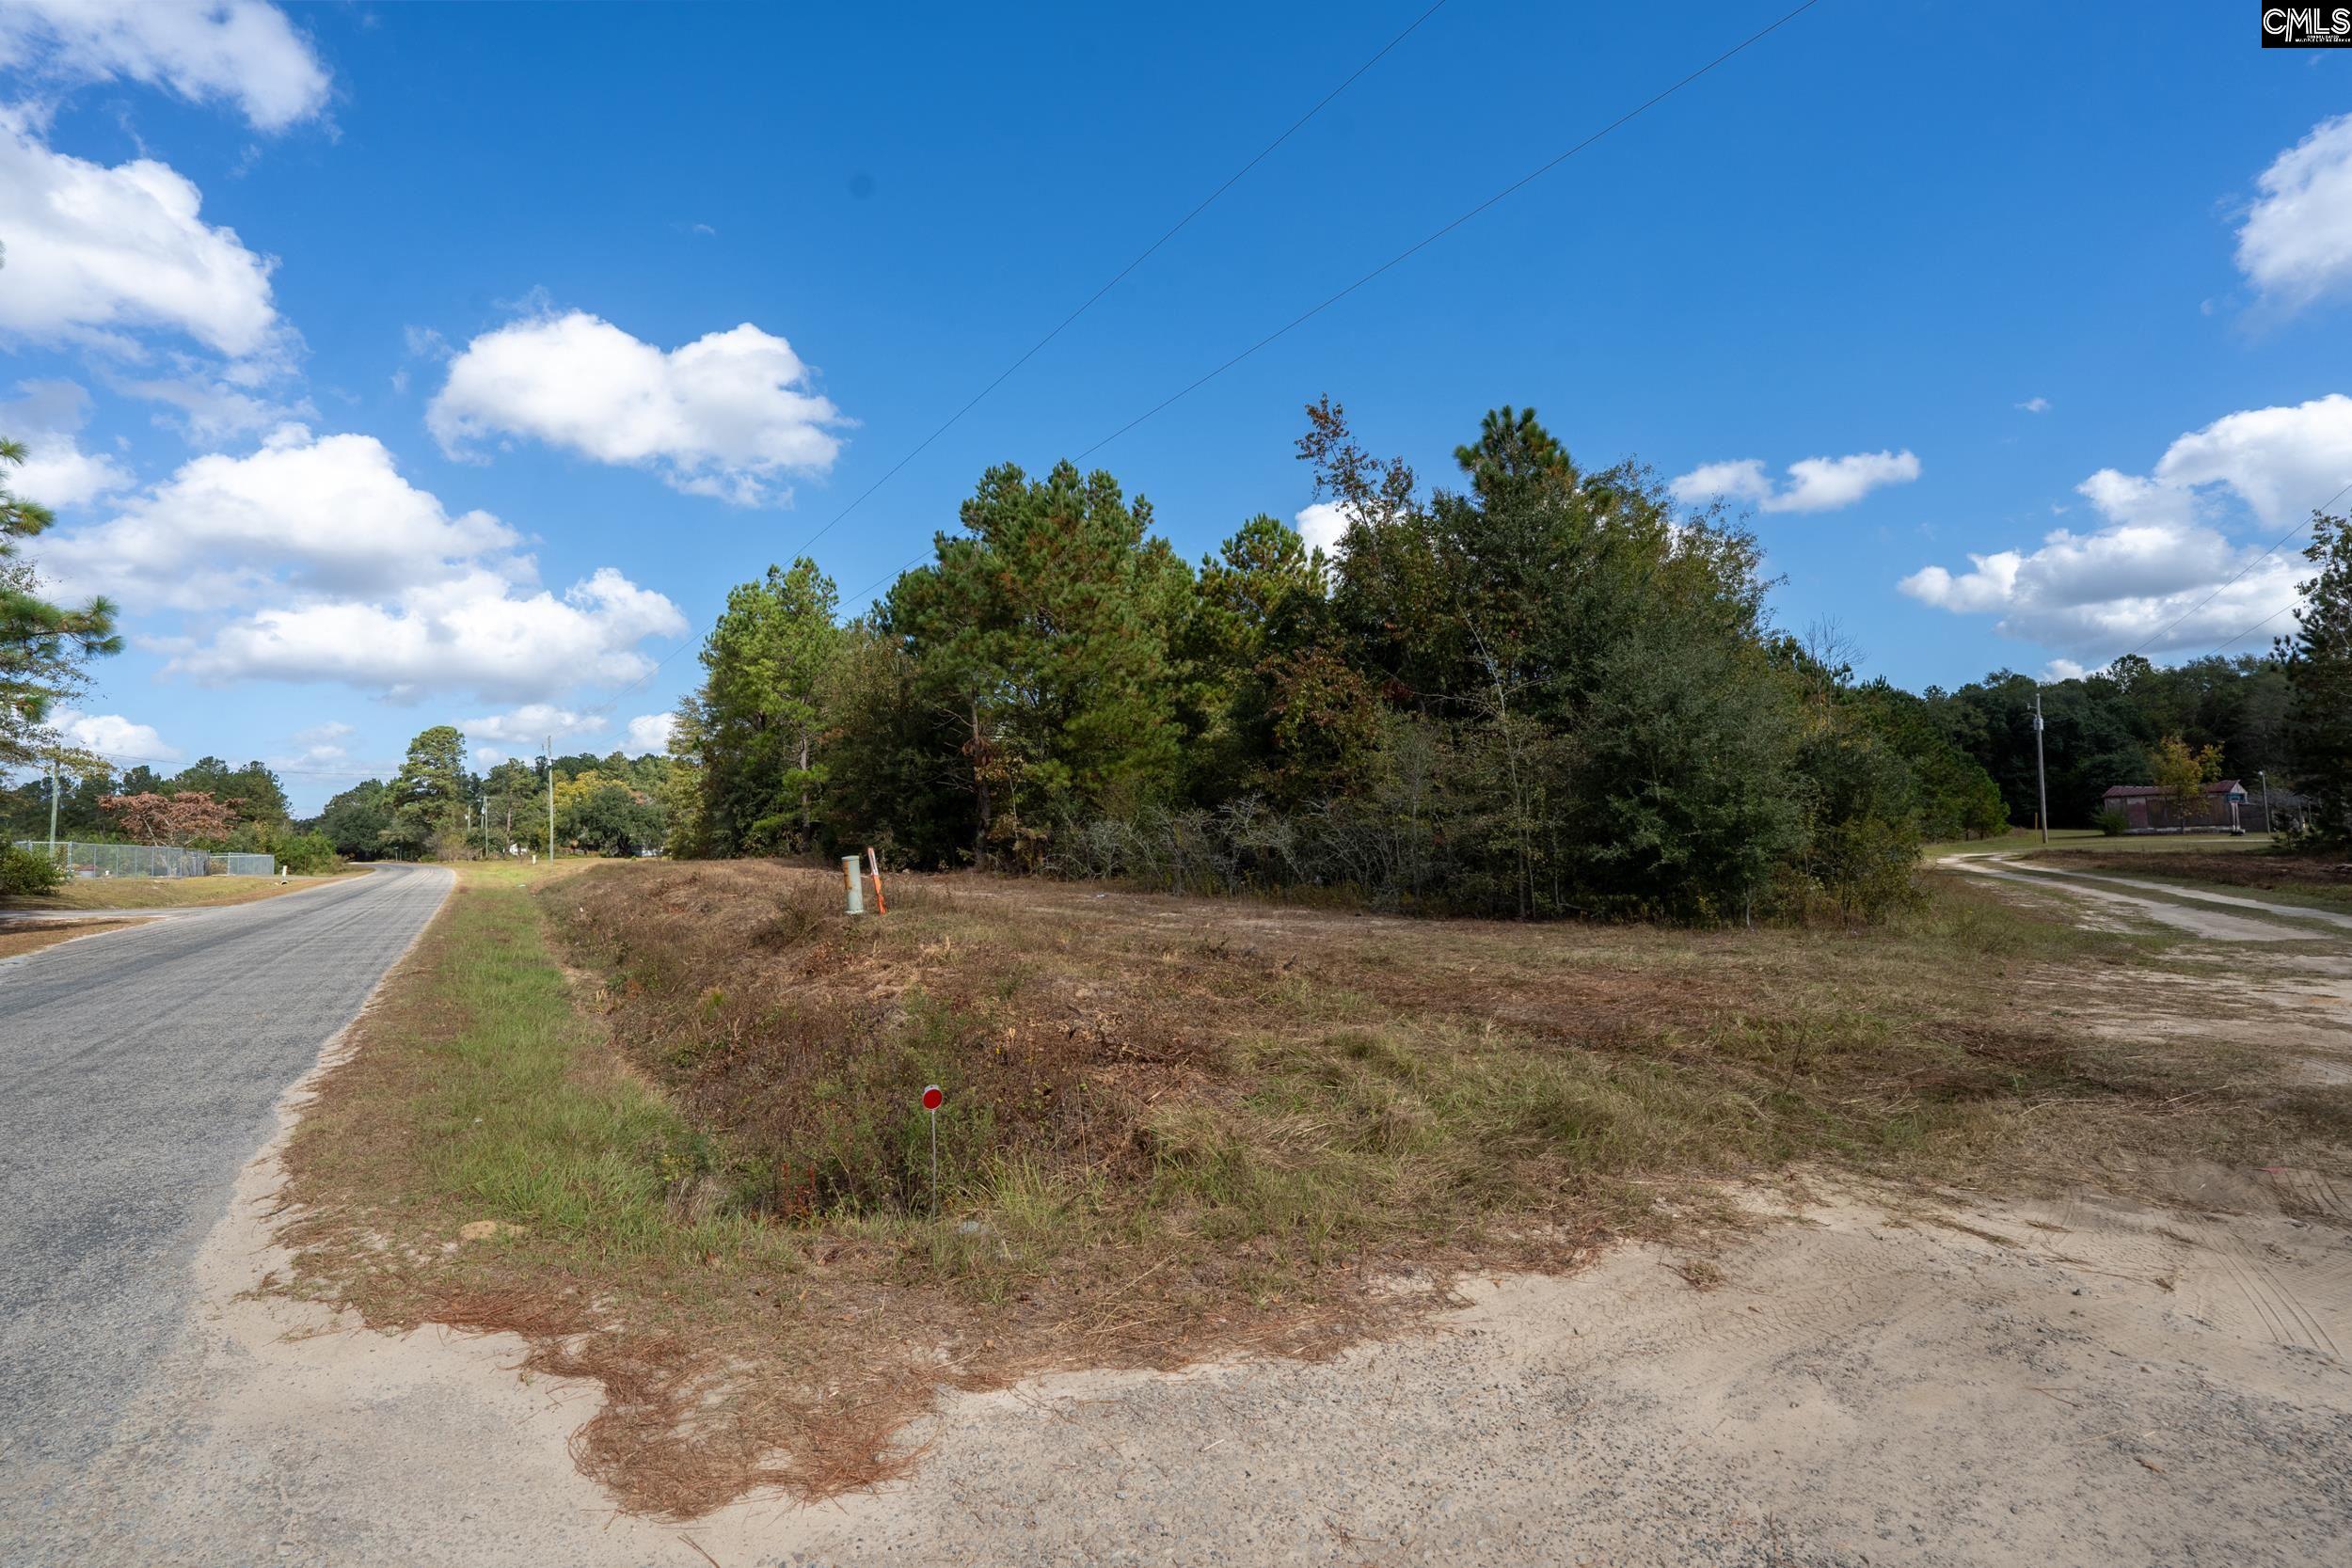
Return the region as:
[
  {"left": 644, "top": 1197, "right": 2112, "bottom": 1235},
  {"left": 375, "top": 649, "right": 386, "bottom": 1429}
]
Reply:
[{"left": 101, "top": 790, "right": 236, "bottom": 847}]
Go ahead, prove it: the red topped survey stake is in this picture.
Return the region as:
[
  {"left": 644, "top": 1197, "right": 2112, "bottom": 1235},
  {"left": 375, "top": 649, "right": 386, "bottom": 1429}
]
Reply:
[{"left": 921, "top": 1085, "right": 944, "bottom": 1111}]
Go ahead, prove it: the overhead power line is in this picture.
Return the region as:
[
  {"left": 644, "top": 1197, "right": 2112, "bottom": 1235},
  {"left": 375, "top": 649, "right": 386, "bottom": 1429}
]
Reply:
[
  {"left": 2207, "top": 598, "right": 2302, "bottom": 657},
  {"left": 577, "top": 0, "right": 1456, "bottom": 724},
  {"left": 823, "top": 2, "right": 1829, "bottom": 624},
  {"left": 1075, "top": 0, "right": 1827, "bottom": 460},
  {"left": 782, "top": 0, "right": 1455, "bottom": 566},
  {"left": 2109, "top": 477, "right": 2352, "bottom": 667}
]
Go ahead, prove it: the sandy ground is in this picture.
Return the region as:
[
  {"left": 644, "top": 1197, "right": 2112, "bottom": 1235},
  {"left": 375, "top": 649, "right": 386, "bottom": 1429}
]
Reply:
[
  {"left": 2004, "top": 859, "right": 2352, "bottom": 934},
  {"left": 64, "top": 1149, "right": 2352, "bottom": 1567},
  {"left": 1943, "top": 856, "right": 2320, "bottom": 942},
  {"left": 40, "top": 865, "right": 2352, "bottom": 1567}
]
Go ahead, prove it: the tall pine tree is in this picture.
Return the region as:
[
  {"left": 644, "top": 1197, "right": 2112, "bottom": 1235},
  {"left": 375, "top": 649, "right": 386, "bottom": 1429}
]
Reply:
[{"left": 2283, "top": 511, "right": 2352, "bottom": 846}]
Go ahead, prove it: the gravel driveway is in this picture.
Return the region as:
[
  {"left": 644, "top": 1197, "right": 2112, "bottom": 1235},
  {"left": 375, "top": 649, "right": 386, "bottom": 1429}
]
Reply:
[{"left": 0, "top": 863, "right": 451, "bottom": 1552}]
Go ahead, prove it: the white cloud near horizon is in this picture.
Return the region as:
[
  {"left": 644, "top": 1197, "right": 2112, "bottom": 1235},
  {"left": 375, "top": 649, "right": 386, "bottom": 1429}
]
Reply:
[
  {"left": 625, "top": 712, "right": 675, "bottom": 753},
  {"left": 1294, "top": 501, "right": 1348, "bottom": 558},
  {"left": 39, "top": 425, "right": 686, "bottom": 704},
  {"left": 1899, "top": 394, "right": 2349, "bottom": 658},
  {"left": 0, "top": 0, "right": 331, "bottom": 133},
  {"left": 41, "top": 425, "right": 516, "bottom": 609},
  {"left": 427, "top": 309, "right": 848, "bottom": 505},
  {"left": 1668, "top": 449, "right": 1920, "bottom": 514},
  {"left": 268, "top": 719, "right": 356, "bottom": 773},
  {"left": 175, "top": 566, "right": 686, "bottom": 703},
  {"left": 0, "top": 112, "right": 285, "bottom": 361},
  {"left": 51, "top": 706, "right": 179, "bottom": 762},
  {"left": 462, "top": 704, "right": 609, "bottom": 746},
  {"left": 2237, "top": 112, "right": 2352, "bottom": 313}
]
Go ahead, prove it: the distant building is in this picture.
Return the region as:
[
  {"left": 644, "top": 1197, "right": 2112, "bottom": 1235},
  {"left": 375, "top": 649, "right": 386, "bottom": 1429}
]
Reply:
[{"left": 2102, "top": 779, "right": 2261, "bottom": 833}]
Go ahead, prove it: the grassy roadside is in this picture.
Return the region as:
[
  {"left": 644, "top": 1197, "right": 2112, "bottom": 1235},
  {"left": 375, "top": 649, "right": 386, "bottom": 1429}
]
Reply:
[
  {"left": 1922, "top": 827, "right": 2278, "bottom": 859},
  {"left": 0, "top": 868, "right": 362, "bottom": 911},
  {"left": 279, "top": 857, "right": 2352, "bottom": 1518}
]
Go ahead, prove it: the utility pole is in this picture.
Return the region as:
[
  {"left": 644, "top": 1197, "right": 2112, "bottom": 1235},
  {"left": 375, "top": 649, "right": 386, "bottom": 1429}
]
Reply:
[
  {"left": 46, "top": 750, "right": 60, "bottom": 854},
  {"left": 2032, "top": 688, "right": 2050, "bottom": 845},
  {"left": 546, "top": 735, "right": 556, "bottom": 861},
  {"left": 2260, "top": 768, "right": 2274, "bottom": 839}
]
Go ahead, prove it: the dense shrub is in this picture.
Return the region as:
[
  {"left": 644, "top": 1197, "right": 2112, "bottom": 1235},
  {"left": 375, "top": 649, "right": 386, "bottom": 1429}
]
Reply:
[
  {"left": 275, "top": 831, "right": 340, "bottom": 875},
  {"left": 2094, "top": 807, "right": 2129, "bottom": 837},
  {"left": 0, "top": 842, "right": 64, "bottom": 895}
]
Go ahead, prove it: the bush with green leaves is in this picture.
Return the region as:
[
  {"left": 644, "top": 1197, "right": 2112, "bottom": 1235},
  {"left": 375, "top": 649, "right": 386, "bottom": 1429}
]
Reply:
[
  {"left": 2094, "top": 807, "right": 2129, "bottom": 837},
  {"left": 0, "top": 842, "right": 64, "bottom": 895},
  {"left": 275, "top": 831, "right": 340, "bottom": 876}
]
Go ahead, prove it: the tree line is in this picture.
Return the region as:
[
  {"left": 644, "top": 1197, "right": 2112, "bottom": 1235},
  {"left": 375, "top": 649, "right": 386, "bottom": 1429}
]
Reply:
[
  {"left": 0, "top": 733, "right": 676, "bottom": 867},
  {"left": 307, "top": 731, "right": 673, "bottom": 862},
  {"left": 6, "top": 411, "right": 2344, "bottom": 905},
  {"left": 663, "top": 403, "right": 2350, "bottom": 915},
  {"left": 667, "top": 404, "right": 2032, "bottom": 920}
]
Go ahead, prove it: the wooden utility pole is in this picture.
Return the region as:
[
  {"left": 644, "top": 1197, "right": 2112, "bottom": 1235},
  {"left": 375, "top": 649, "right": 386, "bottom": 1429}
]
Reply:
[{"left": 2033, "top": 689, "right": 2050, "bottom": 845}]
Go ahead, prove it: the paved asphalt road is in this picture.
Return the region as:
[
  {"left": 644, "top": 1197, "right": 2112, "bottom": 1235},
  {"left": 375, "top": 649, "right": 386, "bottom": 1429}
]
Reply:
[{"left": 0, "top": 864, "right": 451, "bottom": 1535}]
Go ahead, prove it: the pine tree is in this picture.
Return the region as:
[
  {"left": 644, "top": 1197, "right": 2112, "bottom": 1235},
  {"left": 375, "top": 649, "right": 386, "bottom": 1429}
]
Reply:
[
  {"left": 695, "top": 557, "right": 841, "bottom": 854},
  {"left": 2283, "top": 511, "right": 2352, "bottom": 845},
  {"left": 384, "top": 725, "right": 469, "bottom": 859},
  {"left": 2, "top": 437, "right": 119, "bottom": 768},
  {"left": 887, "top": 461, "right": 1188, "bottom": 865}
]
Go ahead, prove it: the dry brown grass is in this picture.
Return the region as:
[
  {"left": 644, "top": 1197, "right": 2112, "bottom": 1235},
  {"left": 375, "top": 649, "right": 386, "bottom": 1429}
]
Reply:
[
  {"left": 0, "top": 915, "right": 141, "bottom": 958},
  {"left": 0, "top": 869, "right": 358, "bottom": 911},
  {"left": 278, "top": 858, "right": 2352, "bottom": 1520}
]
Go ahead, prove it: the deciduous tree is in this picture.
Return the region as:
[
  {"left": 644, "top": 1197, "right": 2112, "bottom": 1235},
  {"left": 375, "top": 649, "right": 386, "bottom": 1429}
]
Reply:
[{"left": 102, "top": 790, "right": 234, "bottom": 847}]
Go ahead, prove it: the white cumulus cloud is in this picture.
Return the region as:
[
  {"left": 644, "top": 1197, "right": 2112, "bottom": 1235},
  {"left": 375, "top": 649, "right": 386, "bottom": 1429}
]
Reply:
[
  {"left": 1899, "top": 395, "right": 2349, "bottom": 658},
  {"left": 1294, "top": 500, "right": 1349, "bottom": 558},
  {"left": 51, "top": 706, "right": 179, "bottom": 762},
  {"left": 1, "top": 379, "right": 133, "bottom": 508},
  {"left": 2237, "top": 112, "right": 2352, "bottom": 313},
  {"left": 40, "top": 425, "right": 516, "bottom": 609},
  {"left": 176, "top": 566, "right": 686, "bottom": 704},
  {"left": 1668, "top": 450, "right": 1919, "bottom": 514},
  {"left": 39, "top": 424, "right": 685, "bottom": 705},
  {"left": 0, "top": 0, "right": 331, "bottom": 132},
  {"left": 462, "top": 704, "right": 609, "bottom": 746},
  {"left": 427, "top": 309, "right": 848, "bottom": 505},
  {"left": 0, "top": 112, "right": 283, "bottom": 359},
  {"left": 626, "top": 712, "right": 675, "bottom": 753}
]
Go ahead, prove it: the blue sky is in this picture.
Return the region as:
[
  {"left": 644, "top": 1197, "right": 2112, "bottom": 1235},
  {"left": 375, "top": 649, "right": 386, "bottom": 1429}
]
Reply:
[{"left": 3, "top": 0, "right": 2349, "bottom": 810}]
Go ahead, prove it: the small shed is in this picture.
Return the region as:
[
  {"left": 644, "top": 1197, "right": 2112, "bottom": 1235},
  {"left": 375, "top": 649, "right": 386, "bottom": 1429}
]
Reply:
[{"left": 2102, "top": 780, "right": 2249, "bottom": 833}]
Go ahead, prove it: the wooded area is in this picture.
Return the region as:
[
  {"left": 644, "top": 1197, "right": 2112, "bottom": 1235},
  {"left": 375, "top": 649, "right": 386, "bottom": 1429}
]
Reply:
[
  {"left": 5, "top": 410, "right": 2346, "bottom": 906},
  {"left": 653, "top": 404, "right": 2352, "bottom": 920}
]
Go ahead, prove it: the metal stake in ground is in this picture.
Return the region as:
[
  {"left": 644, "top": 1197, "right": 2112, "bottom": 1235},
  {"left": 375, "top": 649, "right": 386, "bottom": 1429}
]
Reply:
[{"left": 921, "top": 1084, "right": 944, "bottom": 1216}]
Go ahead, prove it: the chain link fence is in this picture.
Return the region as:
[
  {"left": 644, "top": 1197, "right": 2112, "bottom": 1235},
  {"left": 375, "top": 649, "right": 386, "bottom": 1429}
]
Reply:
[{"left": 12, "top": 841, "right": 278, "bottom": 879}]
